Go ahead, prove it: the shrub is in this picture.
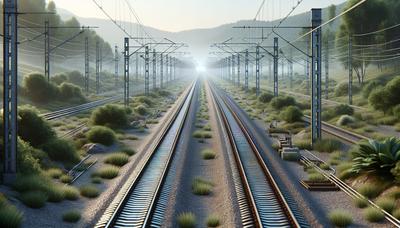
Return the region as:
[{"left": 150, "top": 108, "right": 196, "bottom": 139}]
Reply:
[
  {"left": 95, "top": 166, "right": 119, "bottom": 179},
  {"left": 18, "top": 140, "right": 42, "bottom": 174},
  {"left": 51, "top": 73, "right": 68, "bottom": 85},
  {"left": 258, "top": 92, "right": 274, "bottom": 103},
  {"left": 136, "top": 96, "right": 153, "bottom": 106},
  {"left": 46, "top": 185, "right": 65, "bottom": 202},
  {"left": 334, "top": 104, "right": 354, "bottom": 116},
  {"left": 104, "top": 153, "right": 129, "bottom": 167},
  {"left": 0, "top": 204, "right": 23, "bottom": 228},
  {"left": 358, "top": 183, "right": 381, "bottom": 199},
  {"left": 63, "top": 186, "right": 79, "bottom": 201},
  {"left": 364, "top": 207, "right": 385, "bottom": 222},
  {"left": 201, "top": 149, "right": 216, "bottom": 160},
  {"left": 376, "top": 197, "right": 396, "bottom": 213},
  {"left": 42, "top": 139, "right": 80, "bottom": 163},
  {"left": 354, "top": 198, "right": 368, "bottom": 208},
  {"left": 92, "top": 177, "right": 102, "bottom": 184},
  {"left": 62, "top": 210, "right": 81, "bottom": 223},
  {"left": 86, "top": 126, "right": 116, "bottom": 146},
  {"left": 60, "top": 175, "right": 72, "bottom": 184},
  {"left": 91, "top": 104, "right": 129, "bottom": 129},
  {"left": 335, "top": 82, "right": 359, "bottom": 97},
  {"left": 46, "top": 168, "right": 63, "bottom": 179},
  {"left": 18, "top": 107, "right": 55, "bottom": 147},
  {"left": 19, "top": 191, "right": 48, "bottom": 208},
  {"left": 12, "top": 175, "right": 49, "bottom": 193},
  {"left": 270, "top": 96, "right": 296, "bottom": 110},
  {"left": 392, "top": 104, "right": 400, "bottom": 119},
  {"left": 393, "top": 209, "right": 400, "bottom": 220},
  {"left": 206, "top": 214, "right": 221, "bottom": 227},
  {"left": 282, "top": 106, "right": 303, "bottom": 123},
  {"left": 313, "top": 139, "right": 342, "bottom": 153},
  {"left": 328, "top": 209, "right": 353, "bottom": 227},
  {"left": 337, "top": 115, "right": 355, "bottom": 126},
  {"left": 192, "top": 178, "right": 213, "bottom": 195},
  {"left": 294, "top": 140, "right": 312, "bottom": 150},
  {"left": 362, "top": 80, "right": 381, "bottom": 98},
  {"left": 79, "top": 185, "right": 100, "bottom": 198},
  {"left": 134, "top": 105, "right": 149, "bottom": 116},
  {"left": 121, "top": 148, "right": 136, "bottom": 156},
  {"left": 177, "top": 212, "right": 196, "bottom": 228},
  {"left": 353, "top": 137, "right": 400, "bottom": 175},
  {"left": 23, "top": 73, "right": 58, "bottom": 103},
  {"left": 58, "top": 82, "right": 85, "bottom": 102},
  {"left": 369, "top": 77, "right": 400, "bottom": 112}
]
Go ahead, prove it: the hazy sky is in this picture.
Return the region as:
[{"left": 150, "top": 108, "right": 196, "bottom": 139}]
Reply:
[{"left": 52, "top": 0, "right": 347, "bottom": 32}]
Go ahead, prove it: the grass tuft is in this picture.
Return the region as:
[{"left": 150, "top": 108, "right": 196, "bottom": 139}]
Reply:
[
  {"left": 206, "top": 214, "right": 221, "bottom": 227},
  {"left": 177, "top": 212, "right": 196, "bottom": 228},
  {"left": 328, "top": 209, "right": 353, "bottom": 227},
  {"left": 308, "top": 173, "right": 327, "bottom": 182},
  {"left": 79, "top": 185, "right": 100, "bottom": 198},
  {"left": 46, "top": 185, "right": 65, "bottom": 202},
  {"left": 95, "top": 165, "right": 119, "bottom": 179},
  {"left": 192, "top": 177, "right": 213, "bottom": 195},
  {"left": 104, "top": 153, "right": 129, "bottom": 167},
  {"left": 0, "top": 204, "right": 23, "bottom": 227},
  {"left": 121, "top": 148, "right": 136, "bottom": 156},
  {"left": 354, "top": 197, "right": 368, "bottom": 208},
  {"left": 201, "top": 149, "right": 216, "bottom": 160},
  {"left": 91, "top": 177, "right": 103, "bottom": 184},
  {"left": 60, "top": 174, "right": 72, "bottom": 184},
  {"left": 376, "top": 197, "right": 396, "bottom": 213},
  {"left": 62, "top": 210, "right": 81, "bottom": 223},
  {"left": 358, "top": 183, "right": 381, "bottom": 199},
  {"left": 364, "top": 207, "right": 385, "bottom": 222},
  {"left": 46, "top": 168, "right": 63, "bottom": 179},
  {"left": 63, "top": 186, "right": 79, "bottom": 201}
]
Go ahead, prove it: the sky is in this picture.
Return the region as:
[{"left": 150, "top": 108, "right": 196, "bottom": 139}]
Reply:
[{"left": 52, "top": 0, "right": 347, "bottom": 32}]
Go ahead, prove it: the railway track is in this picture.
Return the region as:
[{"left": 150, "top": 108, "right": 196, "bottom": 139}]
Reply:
[
  {"left": 95, "top": 82, "right": 196, "bottom": 228},
  {"left": 302, "top": 116, "right": 371, "bottom": 144},
  {"left": 209, "top": 82, "right": 307, "bottom": 228}
]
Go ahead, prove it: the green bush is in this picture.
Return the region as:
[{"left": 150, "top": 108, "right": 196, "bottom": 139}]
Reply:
[
  {"left": 177, "top": 212, "right": 196, "bottom": 228},
  {"left": 308, "top": 173, "right": 327, "bottom": 182},
  {"left": 42, "top": 139, "right": 80, "bottom": 163},
  {"left": 60, "top": 175, "right": 72, "bottom": 184},
  {"left": 91, "top": 104, "right": 129, "bottom": 129},
  {"left": 58, "top": 82, "right": 85, "bottom": 102},
  {"left": 19, "top": 191, "right": 48, "bottom": 208},
  {"left": 393, "top": 209, "right": 400, "bottom": 220},
  {"left": 369, "top": 77, "right": 400, "bottom": 112},
  {"left": 353, "top": 137, "right": 400, "bottom": 175},
  {"left": 79, "top": 185, "right": 100, "bottom": 198},
  {"left": 91, "top": 177, "right": 102, "bottom": 184},
  {"left": 313, "top": 139, "right": 342, "bottom": 153},
  {"left": 282, "top": 106, "right": 303, "bottom": 123},
  {"left": 362, "top": 80, "right": 381, "bottom": 98},
  {"left": 392, "top": 104, "right": 400, "bottom": 119},
  {"left": 0, "top": 204, "right": 23, "bottom": 228},
  {"left": 18, "top": 139, "right": 42, "bottom": 174},
  {"left": 134, "top": 105, "right": 149, "bottom": 116},
  {"left": 136, "top": 96, "right": 153, "bottom": 106},
  {"left": 62, "top": 210, "right": 81, "bottom": 223},
  {"left": 354, "top": 198, "right": 368, "bottom": 208},
  {"left": 335, "top": 82, "right": 359, "bottom": 97},
  {"left": 23, "top": 73, "right": 59, "bottom": 103},
  {"left": 364, "top": 207, "right": 385, "bottom": 222},
  {"left": 270, "top": 96, "right": 296, "bottom": 110},
  {"left": 104, "top": 153, "right": 129, "bottom": 167},
  {"left": 121, "top": 148, "right": 136, "bottom": 156},
  {"left": 86, "top": 126, "right": 116, "bottom": 146},
  {"left": 12, "top": 175, "right": 49, "bottom": 193},
  {"left": 18, "top": 107, "right": 55, "bottom": 147},
  {"left": 328, "top": 209, "right": 353, "bottom": 227},
  {"left": 51, "top": 73, "right": 68, "bottom": 85},
  {"left": 258, "top": 92, "right": 274, "bottom": 103},
  {"left": 334, "top": 104, "right": 354, "bottom": 116},
  {"left": 337, "top": 115, "right": 355, "bottom": 126},
  {"left": 46, "top": 168, "right": 63, "bottom": 179}
]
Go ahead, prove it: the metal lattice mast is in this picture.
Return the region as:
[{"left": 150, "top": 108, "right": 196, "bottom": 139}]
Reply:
[
  {"left": 165, "top": 55, "right": 169, "bottom": 84},
  {"left": 325, "top": 39, "right": 329, "bottom": 99},
  {"left": 135, "top": 52, "right": 139, "bottom": 81},
  {"left": 237, "top": 54, "right": 240, "bottom": 87},
  {"left": 169, "top": 55, "right": 173, "bottom": 81},
  {"left": 114, "top": 45, "right": 119, "bottom": 88},
  {"left": 3, "top": 0, "right": 18, "bottom": 182},
  {"left": 173, "top": 58, "right": 176, "bottom": 80},
  {"left": 245, "top": 50, "right": 249, "bottom": 91},
  {"left": 311, "top": 8, "right": 322, "bottom": 144},
  {"left": 289, "top": 48, "right": 293, "bottom": 89},
  {"left": 273, "top": 37, "right": 279, "bottom": 97},
  {"left": 269, "top": 58, "right": 272, "bottom": 82},
  {"left": 96, "top": 41, "right": 100, "bottom": 94},
  {"left": 306, "top": 38, "right": 310, "bottom": 95},
  {"left": 84, "top": 37, "right": 89, "bottom": 95},
  {"left": 44, "top": 20, "right": 50, "bottom": 82},
  {"left": 152, "top": 49, "right": 157, "bottom": 90},
  {"left": 256, "top": 45, "right": 260, "bottom": 96},
  {"left": 123, "top": 38, "right": 130, "bottom": 106},
  {"left": 144, "top": 46, "right": 150, "bottom": 95},
  {"left": 228, "top": 56, "right": 231, "bottom": 82},
  {"left": 348, "top": 35, "right": 353, "bottom": 105},
  {"left": 232, "top": 55, "right": 235, "bottom": 84},
  {"left": 160, "top": 53, "right": 164, "bottom": 88}
]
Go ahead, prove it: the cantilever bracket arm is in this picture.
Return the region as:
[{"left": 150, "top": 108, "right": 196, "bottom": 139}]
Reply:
[{"left": 272, "top": 29, "right": 310, "bottom": 58}]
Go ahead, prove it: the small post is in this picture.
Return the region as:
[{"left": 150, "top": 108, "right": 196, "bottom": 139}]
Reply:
[
  {"left": 245, "top": 50, "right": 249, "bottom": 91},
  {"left": 85, "top": 37, "right": 89, "bottom": 95},
  {"left": 273, "top": 37, "right": 279, "bottom": 97},
  {"left": 144, "top": 46, "right": 150, "bottom": 95},
  {"left": 96, "top": 41, "right": 100, "bottom": 94},
  {"left": 124, "top": 38, "right": 130, "bottom": 106}
]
